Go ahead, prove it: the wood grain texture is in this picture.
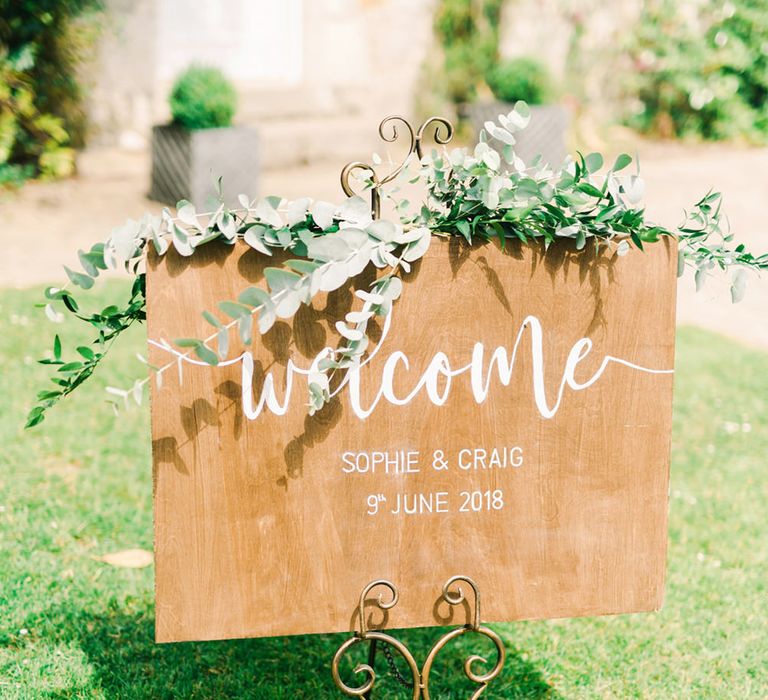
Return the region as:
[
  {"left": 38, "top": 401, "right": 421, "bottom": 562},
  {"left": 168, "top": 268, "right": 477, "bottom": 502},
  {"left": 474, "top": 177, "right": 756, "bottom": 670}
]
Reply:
[{"left": 147, "top": 237, "right": 677, "bottom": 643}]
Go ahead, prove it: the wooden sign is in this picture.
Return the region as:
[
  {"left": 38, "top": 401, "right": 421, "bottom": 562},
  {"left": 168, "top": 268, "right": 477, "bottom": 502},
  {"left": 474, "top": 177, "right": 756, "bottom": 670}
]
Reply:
[{"left": 147, "top": 236, "right": 677, "bottom": 643}]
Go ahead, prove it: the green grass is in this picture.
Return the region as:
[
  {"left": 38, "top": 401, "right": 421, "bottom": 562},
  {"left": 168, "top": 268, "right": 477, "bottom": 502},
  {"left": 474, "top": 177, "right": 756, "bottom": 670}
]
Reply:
[{"left": 1, "top": 281, "right": 766, "bottom": 698}]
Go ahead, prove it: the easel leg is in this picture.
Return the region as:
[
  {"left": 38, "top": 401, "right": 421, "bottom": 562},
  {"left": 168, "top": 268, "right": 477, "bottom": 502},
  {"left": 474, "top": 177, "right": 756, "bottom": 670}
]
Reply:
[{"left": 363, "top": 638, "right": 378, "bottom": 700}]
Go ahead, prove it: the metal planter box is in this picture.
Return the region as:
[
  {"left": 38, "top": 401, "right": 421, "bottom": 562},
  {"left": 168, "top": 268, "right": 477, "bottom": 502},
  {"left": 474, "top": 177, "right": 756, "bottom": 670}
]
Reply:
[
  {"left": 149, "top": 124, "right": 259, "bottom": 209},
  {"left": 466, "top": 102, "right": 569, "bottom": 168}
]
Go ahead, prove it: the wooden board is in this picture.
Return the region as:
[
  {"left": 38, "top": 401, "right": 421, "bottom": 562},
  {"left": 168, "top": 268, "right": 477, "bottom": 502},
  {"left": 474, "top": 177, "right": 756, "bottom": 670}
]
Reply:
[{"left": 147, "top": 236, "right": 677, "bottom": 643}]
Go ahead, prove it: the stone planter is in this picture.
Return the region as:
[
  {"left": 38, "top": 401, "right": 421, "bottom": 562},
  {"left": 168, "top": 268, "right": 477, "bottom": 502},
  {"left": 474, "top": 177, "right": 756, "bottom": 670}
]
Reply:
[
  {"left": 464, "top": 102, "right": 569, "bottom": 168},
  {"left": 149, "top": 124, "right": 259, "bottom": 209}
]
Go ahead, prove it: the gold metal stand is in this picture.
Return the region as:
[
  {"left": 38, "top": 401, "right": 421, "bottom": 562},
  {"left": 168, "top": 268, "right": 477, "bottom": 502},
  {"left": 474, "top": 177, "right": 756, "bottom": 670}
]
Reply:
[
  {"left": 331, "top": 576, "right": 506, "bottom": 699},
  {"left": 339, "top": 115, "right": 453, "bottom": 219},
  {"left": 333, "top": 121, "right": 503, "bottom": 696}
]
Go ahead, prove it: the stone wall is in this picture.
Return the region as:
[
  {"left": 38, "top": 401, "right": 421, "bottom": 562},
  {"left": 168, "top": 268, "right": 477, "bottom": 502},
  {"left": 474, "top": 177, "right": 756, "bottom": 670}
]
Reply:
[{"left": 86, "top": 0, "right": 436, "bottom": 164}]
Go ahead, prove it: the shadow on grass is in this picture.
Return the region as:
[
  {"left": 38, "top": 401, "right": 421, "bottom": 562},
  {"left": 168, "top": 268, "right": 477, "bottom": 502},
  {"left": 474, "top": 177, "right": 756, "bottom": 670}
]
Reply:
[{"left": 33, "top": 605, "right": 560, "bottom": 699}]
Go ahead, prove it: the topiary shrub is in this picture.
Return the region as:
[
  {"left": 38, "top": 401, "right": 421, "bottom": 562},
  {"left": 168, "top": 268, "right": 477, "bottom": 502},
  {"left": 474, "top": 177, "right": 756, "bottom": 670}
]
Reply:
[
  {"left": 169, "top": 65, "right": 237, "bottom": 130},
  {"left": 486, "top": 57, "right": 554, "bottom": 105}
]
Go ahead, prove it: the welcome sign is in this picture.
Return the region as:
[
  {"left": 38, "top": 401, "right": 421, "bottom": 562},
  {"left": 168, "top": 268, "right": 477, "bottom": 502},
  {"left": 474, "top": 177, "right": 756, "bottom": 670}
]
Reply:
[{"left": 148, "top": 236, "right": 677, "bottom": 643}]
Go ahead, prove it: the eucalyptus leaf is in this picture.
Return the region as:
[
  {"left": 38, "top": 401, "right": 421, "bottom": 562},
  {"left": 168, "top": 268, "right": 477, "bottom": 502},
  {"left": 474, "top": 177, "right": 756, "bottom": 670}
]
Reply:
[
  {"left": 238, "top": 287, "right": 271, "bottom": 308},
  {"left": 254, "top": 198, "right": 283, "bottom": 228},
  {"left": 244, "top": 224, "right": 272, "bottom": 256},
  {"left": 612, "top": 153, "right": 632, "bottom": 172},
  {"left": 383, "top": 276, "right": 403, "bottom": 300},
  {"left": 335, "top": 321, "right": 364, "bottom": 341},
  {"left": 311, "top": 201, "right": 336, "bottom": 230},
  {"left": 257, "top": 307, "right": 276, "bottom": 335},
  {"left": 78, "top": 249, "right": 99, "bottom": 277},
  {"left": 172, "top": 225, "right": 194, "bottom": 256},
  {"left": 318, "top": 262, "right": 351, "bottom": 292},
  {"left": 64, "top": 266, "right": 94, "bottom": 290},
  {"left": 45, "top": 304, "right": 64, "bottom": 323},
  {"left": 217, "top": 328, "right": 229, "bottom": 359},
  {"left": 174, "top": 338, "right": 202, "bottom": 348},
  {"left": 695, "top": 268, "right": 706, "bottom": 291},
  {"left": 218, "top": 301, "right": 250, "bottom": 319},
  {"left": 275, "top": 291, "right": 302, "bottom": 319},
  {"left": 220, "top": 212, "right": 237, "bottom": 240},
  {"left": 238, "top": 314, "right": 253, "bottom": 345},
  {"left": 367, "top": 220, "right": 398, "bottom": 243},
  {"left": 177, "top": 203, "right": 199, "bottom": 227},
  {"left": 287, "top": 197, "right": 311, "bottom": 226},
  {"left": 337, "top": 196, "right": 371, "bottom": 225},
  {"left": 730, "top": 269, "right": 747, "bottom": 303},
  {"left": 285, "top": 259, "right": 320, "bottom": 275},
  {"left": 203, "top": 310, "right": 223, "bottom": 328},
  {"left": 402, "top": 228, "right": 431, "bottom": 262},
  {"left": 584, "top": 153, "right": 604, "bottom": 173},
  {"left": 194, "top": 344, "right": 219, "bottom": 366},
  {"left": 306, "top": 234, "right": 351, "bottom": 262},
  {"left": 151, "top": 227, "right": 169, "bottom": 255},
  {"left": 264, "top": 268, "right": 301, "bottom": 293}
]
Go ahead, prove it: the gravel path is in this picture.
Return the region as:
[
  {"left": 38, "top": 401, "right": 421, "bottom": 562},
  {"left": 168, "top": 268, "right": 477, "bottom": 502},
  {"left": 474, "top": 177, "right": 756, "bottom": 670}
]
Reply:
[{"left": 1, "top": 141, "right": 765, "bottom": 349}]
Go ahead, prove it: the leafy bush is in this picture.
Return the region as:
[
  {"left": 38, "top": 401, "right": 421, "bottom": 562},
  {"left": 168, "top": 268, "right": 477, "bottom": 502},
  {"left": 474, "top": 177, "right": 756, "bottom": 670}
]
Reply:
[
  {"left": 169, "top": 65, "right": 237, "bottom": 130},
  {"left": 486, "top": 57, "right": 554, "bottom": 105},
  {"left": 0, "top": 1, "right": 101, "bottom": 184},
  {"left": 626, "top": 0, "right": 768, "bottom": 141},
  {"left": 434, "top": 0, "right": 504, "bottom": 104},
  {"left": 0, "top": 49, "right": 75, "bottom": 182}
]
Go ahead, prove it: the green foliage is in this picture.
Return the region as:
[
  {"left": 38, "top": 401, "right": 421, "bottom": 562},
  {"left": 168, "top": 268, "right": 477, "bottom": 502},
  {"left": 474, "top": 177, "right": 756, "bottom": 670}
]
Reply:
[
  {"left": 0, "top": 50, "right": 75, "bottom": 181},
  {"left": 0, "top": 0, "right": 101, "bottom": 183},
  {"left": 434, "top": 0, "right": 505, "bottom": 103},
  {"left": 486, "top": 56, "right": 555, "bottom": 105},
  {"left": 0, "top": 162, "right": 34, "bottom": 188},
  {"left": 625, "top": 0, "right": 768, "bottom": 141},
  {"left": 169, "top": 65, "right": 237, "bottom": 130},
  {"left": 25, "top": 103, "right": 768, "bottom": 427},
  {"left": 3, "top": 287, "right": 768, "bottom": 695}
]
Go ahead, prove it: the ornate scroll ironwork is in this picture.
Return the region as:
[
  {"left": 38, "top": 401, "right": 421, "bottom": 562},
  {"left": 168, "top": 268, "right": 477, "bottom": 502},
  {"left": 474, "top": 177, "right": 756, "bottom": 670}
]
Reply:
[
  {"left": 340, "top": 115, "right": 454, "bottom": 220},
  {"left": 331, "top": 576, "right": 506, "bottom": 699}
]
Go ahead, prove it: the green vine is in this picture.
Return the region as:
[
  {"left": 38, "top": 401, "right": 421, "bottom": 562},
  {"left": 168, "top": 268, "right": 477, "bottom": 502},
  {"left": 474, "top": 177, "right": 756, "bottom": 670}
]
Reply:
[{"left": 26, "top": 102, "right": 768, "bottom": 428}]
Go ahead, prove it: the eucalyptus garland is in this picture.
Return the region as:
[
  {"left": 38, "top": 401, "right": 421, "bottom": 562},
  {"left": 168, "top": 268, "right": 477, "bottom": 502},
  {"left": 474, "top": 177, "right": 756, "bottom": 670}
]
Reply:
[{"left": 26, "top": 102, "right": 768, "bottom": 428}]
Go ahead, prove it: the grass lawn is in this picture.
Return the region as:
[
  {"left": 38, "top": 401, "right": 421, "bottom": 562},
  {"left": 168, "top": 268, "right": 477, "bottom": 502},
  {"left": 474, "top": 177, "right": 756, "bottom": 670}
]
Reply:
[{"left": 1, "top": 281, "right": 766, "bottom": 699}]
